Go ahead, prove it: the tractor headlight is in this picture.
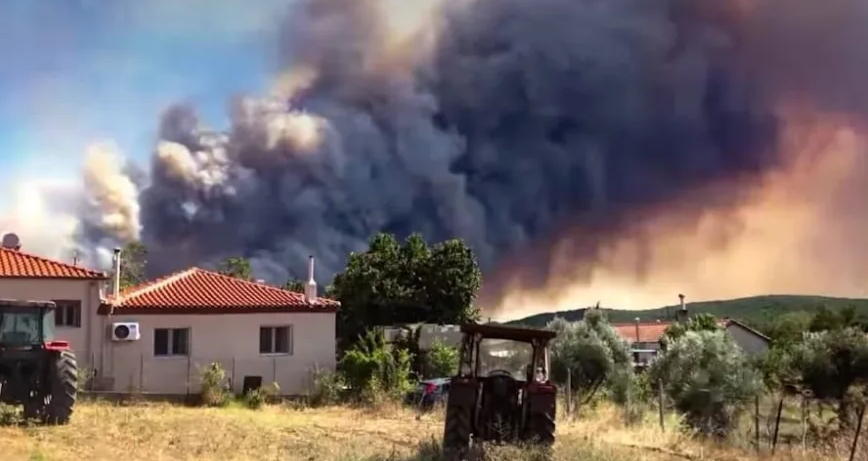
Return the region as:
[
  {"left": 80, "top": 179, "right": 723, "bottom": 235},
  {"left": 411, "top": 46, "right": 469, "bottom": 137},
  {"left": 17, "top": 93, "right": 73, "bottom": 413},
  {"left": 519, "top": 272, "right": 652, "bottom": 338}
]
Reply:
[{"left": 534, "top": 367, "right": 546, "bottom": 382}]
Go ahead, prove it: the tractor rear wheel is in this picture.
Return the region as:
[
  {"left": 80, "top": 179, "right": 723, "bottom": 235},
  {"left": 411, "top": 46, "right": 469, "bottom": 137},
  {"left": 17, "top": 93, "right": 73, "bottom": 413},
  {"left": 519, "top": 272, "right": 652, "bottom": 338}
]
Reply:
[
  {"left": 443, "top": 403, "right": 472, "bottom": 460},
  {"left": 43, "top": 350, "right": 78, "bottom": 425},
  {"left": 527, "top": 411, "right": 556, "bottom": 445}
]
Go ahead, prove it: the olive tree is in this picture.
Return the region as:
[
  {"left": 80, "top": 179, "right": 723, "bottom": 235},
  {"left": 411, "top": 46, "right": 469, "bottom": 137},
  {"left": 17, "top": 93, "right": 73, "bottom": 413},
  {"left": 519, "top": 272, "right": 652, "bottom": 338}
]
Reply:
[
  {"left": 547, "top": 310, "right": 633, "bottom": 404},
  {"left": 649, "top": 330, "right": 760, "bottom": 437}
]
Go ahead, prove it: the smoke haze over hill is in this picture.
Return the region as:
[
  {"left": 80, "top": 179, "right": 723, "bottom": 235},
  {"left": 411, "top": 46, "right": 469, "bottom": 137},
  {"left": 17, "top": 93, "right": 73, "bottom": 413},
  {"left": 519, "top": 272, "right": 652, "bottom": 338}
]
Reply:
[{"left": 5, "top": 0, "right": 868, "bottom": 320}]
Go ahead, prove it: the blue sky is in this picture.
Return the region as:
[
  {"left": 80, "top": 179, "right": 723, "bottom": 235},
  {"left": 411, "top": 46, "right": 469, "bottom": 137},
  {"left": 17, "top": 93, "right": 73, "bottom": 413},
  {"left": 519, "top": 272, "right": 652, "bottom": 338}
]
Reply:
[{"left": 0, "top": 0, "right": 289, "bottom": 192}]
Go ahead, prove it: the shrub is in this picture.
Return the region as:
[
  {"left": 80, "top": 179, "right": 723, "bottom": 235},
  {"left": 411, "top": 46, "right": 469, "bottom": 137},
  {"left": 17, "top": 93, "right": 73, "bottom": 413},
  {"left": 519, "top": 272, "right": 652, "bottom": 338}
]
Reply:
[
  {"left": 423, "top": 340, "right": 459, "bottom": 378},
  {"left": 649, "top": 330, "right": 760, "bottom": 437},
  {"left": 244, "top": 382, "right": 280, "bottom": 410},
  {"left": 199, "top": 362, "right": 230, "bottom": 407},
  {"left": 309, "top": 369, "right": 346, "bottom": 407},
  {"left": 338, "top": 329, "right": 413, "bottom": 403}
]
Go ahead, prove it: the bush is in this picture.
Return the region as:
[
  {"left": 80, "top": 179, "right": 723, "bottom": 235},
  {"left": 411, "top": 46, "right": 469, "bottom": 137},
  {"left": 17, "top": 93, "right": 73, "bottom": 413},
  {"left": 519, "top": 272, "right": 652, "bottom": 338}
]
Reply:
[
  {"left": 199, "top": 362, "right": 230, "bottom": 407},
  {"left": 547, "top": 311, "right": 633, "bottom": 405},
  {"left": 243, "top": 382, "right": 280, "bottom": 410},
  {"left": 649, "top": 330, "right": 760, "bottom": 437},
  {"left": 423, "top": 340, "right": 459, "bottom": 378},
  {"left": 339, "top": 329, "right": 413, "bottom": 403},
  {"left": 309, "top": 369, "right": 346, "bottom": 406}
]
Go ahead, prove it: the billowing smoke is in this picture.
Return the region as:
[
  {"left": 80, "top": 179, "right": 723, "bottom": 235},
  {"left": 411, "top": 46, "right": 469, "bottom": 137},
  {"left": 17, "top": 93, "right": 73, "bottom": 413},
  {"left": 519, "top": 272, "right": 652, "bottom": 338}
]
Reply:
[{"left": 26, "top": 0, "right": 868, "bottom": 319}]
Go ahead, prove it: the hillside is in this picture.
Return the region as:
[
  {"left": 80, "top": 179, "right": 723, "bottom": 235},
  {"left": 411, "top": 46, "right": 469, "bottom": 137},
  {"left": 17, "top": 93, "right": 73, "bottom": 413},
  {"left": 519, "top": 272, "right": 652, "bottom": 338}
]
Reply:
[{"left": 506, "top": 295, "right": 868, "bottom": 329}]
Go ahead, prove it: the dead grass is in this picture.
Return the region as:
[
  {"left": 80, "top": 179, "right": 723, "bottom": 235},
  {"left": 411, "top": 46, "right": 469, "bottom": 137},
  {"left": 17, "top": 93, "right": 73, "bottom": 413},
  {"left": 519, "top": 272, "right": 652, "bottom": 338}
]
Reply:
[{"left": 0, "top": 399, "right": 862, "bottom": 461}]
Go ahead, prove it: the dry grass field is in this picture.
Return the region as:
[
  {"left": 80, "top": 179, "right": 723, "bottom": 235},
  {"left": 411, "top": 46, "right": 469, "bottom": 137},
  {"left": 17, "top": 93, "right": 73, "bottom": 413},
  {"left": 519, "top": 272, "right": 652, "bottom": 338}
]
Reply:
[{"left": 0, "top": 399, "right": 859, "bottom": 461}]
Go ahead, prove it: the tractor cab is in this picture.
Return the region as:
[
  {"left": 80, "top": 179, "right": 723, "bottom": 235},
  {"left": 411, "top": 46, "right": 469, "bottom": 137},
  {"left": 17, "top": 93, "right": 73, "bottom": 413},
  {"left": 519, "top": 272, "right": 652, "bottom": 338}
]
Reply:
[
  {"left": 0, "top": 300, "right": 58, "bottom": 350},
  {"left": 443, "top": 323, "right": 557, "bottom": 458}
]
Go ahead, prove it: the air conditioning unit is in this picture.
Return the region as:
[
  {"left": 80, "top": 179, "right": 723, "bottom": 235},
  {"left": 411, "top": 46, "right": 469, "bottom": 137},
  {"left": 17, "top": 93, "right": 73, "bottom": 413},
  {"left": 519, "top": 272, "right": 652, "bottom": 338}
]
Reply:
[{"left": 110, "top": 322, "right": 141, "bottom": 342}]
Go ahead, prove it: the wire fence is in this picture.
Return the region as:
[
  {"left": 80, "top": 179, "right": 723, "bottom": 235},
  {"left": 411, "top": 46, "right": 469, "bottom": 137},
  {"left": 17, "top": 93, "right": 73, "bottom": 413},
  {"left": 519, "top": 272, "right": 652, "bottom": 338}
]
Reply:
[
  {"left": 556, "top": 371, "right": 868, "bottom": 460},
  {"left": 79, "top": 353, "right": 335, "bottom": 397}
]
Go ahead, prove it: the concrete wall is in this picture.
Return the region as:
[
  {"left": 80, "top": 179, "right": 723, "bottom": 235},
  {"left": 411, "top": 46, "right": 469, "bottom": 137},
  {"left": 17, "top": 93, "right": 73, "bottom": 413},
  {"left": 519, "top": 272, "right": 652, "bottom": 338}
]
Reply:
[
  {"left": 0, "top": 278, "right": 103, "bottom": 370},
  {"left": 101, "top": 311, "right": 336, "bottom": 395},
  {"left": 725, "top": 322, "right": 770, "bottom": 356}
]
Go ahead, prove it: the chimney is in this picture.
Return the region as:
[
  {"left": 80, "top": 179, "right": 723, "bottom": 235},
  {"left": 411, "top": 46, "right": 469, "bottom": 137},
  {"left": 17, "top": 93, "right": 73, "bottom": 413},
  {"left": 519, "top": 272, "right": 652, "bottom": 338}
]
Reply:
[
  {"left": 112, "top": 247, "right": 122, "bottom": 298},
  {"left": 676, "top": 293, "right": 688, "bottom": 323},
  {"left": 256, "top": 279, "right": 265, "bottom": 284},
  {"left": 634, "top": 317, "right": 640, "bottom": 343},
  {"left": 304, "top": 255, "right": 317, "bottom": 303}
]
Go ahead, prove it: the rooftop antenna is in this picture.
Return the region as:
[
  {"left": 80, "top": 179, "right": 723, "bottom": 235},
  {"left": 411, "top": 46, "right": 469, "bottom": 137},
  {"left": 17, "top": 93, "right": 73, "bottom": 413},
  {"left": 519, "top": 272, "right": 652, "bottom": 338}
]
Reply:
[{"left": 72, "top": 250, "right": 80, "bottom": 266}]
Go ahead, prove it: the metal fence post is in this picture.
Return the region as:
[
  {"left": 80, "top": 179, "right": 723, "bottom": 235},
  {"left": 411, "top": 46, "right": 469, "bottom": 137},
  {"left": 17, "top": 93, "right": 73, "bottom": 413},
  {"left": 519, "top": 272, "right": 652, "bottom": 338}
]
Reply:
[
  {"left": 658, "top": 378, "right": 665, "bottom": 431},
  {"left": 565, "top": 370, "right": 572, "bottom": 416},
  {"left": 772, "top": 397, "right": 784, "bottom": 454},
  {"left": 186, "top": 355, "right": 192, "bottom": 395},
  {"left": 754, "top": 394, "right": 761, "bottom": 452},
  {"left": 849, "top": 404, "right": 865, "bottom": 461},
  {"left": 272, "top": 357, "right": 277, "bottom": 384},
  {"left": 139, "top": 353, "right": 144, "bottom": 392},
  {"left": 231, "top": 357, "right": 237, "bottom": 394}
]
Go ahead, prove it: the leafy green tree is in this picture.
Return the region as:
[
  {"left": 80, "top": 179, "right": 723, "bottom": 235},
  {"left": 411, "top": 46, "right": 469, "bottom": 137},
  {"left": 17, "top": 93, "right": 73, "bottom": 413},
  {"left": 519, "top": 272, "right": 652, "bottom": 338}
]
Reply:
[
  {"left": 765, "top": 311, "right": 812, "bottom": 348},
  {"left": 788, "top": 327, "right": 868, "bottom": 429},
  {"left": 332, "top": 233, "right": 481, "bottom": 349},
  {"left": 219, "top": 256, "right": 252, "bottom": 280},
  {"left": 650, "top": 330, "right": 761, "bottom": 437},
  {"left": 660, "top": 313, "right": 720, "bottom": 350},
  {"left": 283, "top": 279, "right": 304, "bottom": 293},
  {"left": 547, "top": 310, "right": 632, "bottom": 404},
  {"left": 118, "top": 241, "right": 147, "bottom": 290}
]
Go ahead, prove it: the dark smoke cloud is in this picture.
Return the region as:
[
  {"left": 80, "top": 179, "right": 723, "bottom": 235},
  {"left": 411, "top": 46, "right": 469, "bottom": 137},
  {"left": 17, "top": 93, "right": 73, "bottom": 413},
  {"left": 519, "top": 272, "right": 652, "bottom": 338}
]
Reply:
[{"left": 77, "top": 0, "right": 868, "bottom": 309}]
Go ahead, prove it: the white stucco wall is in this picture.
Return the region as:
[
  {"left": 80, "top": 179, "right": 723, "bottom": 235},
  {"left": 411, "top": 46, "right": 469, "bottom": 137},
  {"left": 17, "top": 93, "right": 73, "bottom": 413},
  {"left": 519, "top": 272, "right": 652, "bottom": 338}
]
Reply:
[{"left": 101, "top": 311, "right": 337, "bottom": 395}]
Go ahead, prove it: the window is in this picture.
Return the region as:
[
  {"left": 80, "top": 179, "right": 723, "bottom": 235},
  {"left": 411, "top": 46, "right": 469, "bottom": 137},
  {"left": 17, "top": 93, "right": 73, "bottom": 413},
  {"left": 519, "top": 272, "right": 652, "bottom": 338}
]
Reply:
[
  {"left": 53, "top": 300, "right": 81, "bottom": 328},
  {"left": 259, "top": 326, "right": 293, "bottom": 354},
  {"left": 154, "top": 328, "right": 190, "bottom": 357}
]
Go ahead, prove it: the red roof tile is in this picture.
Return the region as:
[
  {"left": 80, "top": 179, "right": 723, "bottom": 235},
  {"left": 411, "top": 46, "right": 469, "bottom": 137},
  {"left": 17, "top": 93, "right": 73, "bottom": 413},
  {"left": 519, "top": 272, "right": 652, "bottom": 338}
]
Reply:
[
  {"left": 101, "top": 267, "right": 338, "bottom": 315},
  {"left": 613, "top": 319, "right": 733, "bottom": 343},
  {"left": 0, "top": 247, "right": 107, "bottom": 279},
  {"left": 612, "top": 322, "right": 672, "bottom": 343}
]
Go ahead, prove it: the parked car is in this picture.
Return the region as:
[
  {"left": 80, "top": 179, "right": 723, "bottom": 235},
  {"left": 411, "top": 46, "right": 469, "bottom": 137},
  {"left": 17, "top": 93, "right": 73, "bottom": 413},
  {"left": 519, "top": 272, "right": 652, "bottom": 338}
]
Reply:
[{"left": 405, "top": 377, "right": 450, "bottom": 411}]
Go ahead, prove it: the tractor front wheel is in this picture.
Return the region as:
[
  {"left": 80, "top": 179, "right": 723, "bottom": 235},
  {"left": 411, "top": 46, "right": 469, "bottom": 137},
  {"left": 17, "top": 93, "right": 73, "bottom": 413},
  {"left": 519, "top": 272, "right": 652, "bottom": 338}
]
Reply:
[{"left": 43, "top": 350, "right": 78, "bottom": 425}]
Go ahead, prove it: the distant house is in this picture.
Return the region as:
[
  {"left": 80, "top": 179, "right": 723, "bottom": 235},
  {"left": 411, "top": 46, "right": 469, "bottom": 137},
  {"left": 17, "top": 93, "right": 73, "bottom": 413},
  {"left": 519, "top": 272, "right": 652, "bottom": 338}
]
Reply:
[{"left": 610, "top": 316, "right": 771, "bottom": 369}]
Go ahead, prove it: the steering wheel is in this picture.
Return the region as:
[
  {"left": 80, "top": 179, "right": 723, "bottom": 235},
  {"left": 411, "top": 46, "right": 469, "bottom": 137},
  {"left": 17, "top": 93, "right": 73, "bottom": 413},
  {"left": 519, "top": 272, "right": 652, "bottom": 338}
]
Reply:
[{"left": 488, "top": 369, "right": 514, "bottom": 378}]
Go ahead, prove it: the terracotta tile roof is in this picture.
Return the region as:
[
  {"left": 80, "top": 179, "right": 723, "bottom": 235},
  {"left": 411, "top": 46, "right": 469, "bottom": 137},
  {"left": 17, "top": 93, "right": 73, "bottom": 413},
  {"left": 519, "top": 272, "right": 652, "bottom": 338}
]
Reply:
[
  {"left": 0, "top": 247, "right": 107, "bottom": 279},
  {"left": 100, "top": 267, "right": 338, "bottom": 315},
  {"left": 613, "top": 318, "right": 741, "bottom": 343},
  {"left": 612, "top": 322, "right": 672, "bottom": 343}
]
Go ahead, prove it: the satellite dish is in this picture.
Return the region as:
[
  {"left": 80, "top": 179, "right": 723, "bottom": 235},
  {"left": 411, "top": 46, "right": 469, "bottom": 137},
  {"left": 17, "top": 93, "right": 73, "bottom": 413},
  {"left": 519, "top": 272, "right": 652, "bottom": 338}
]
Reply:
[{"left": 1, "top": 233, "right": 21, "bottom": 250}]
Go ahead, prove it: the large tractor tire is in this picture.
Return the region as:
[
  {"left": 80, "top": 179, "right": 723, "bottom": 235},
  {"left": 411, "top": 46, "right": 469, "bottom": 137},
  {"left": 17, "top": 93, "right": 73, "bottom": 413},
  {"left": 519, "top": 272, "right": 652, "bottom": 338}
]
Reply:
[
  {"left": 443, "top": 403, "right": 472, "bottom": 460},
  {"left": 527, "top": 411, "right": 556, "bottom": 445},
  {"left": 43, "top": 350, "right": 78, "bottom": 425}
]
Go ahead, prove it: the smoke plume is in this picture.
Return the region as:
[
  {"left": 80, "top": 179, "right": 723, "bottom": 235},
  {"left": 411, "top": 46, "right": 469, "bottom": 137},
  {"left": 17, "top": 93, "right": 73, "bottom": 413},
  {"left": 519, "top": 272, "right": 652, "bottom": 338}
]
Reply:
[{"left": 20, "top": 0, "right": 868, "bottom": 320}]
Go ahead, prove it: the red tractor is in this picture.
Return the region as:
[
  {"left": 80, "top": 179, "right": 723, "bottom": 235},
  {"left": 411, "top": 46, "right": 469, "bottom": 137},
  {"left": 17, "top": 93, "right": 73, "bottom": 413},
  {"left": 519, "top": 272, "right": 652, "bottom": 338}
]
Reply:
[
  {"left": 442, "top": 323, "right": 557, "bottom": 458},
  {"left": 0, "top": 299, "right": 78, "bottom": 424}
]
